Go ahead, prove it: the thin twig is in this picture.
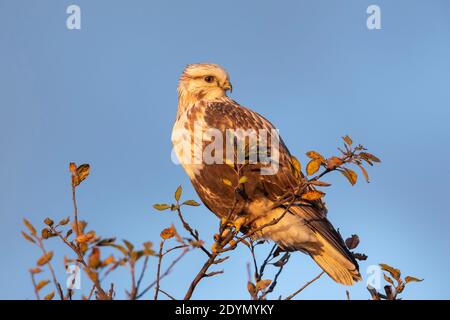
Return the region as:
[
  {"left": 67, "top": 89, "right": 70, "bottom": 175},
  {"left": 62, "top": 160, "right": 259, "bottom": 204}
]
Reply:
[
  {"left": 137, "top": 246, "right": 188, "bottom": 299},
  {"left": 285, "top": 271, "right": 325, "bottom": 300},
  {"left": 154, "top": 241, "right": 164, "bottom": 300}
]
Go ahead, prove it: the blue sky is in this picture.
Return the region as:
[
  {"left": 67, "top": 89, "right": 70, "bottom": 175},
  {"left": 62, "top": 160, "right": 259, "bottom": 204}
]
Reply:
[{"left": 1, "top": 0, "right": 449, "bottom": 299}]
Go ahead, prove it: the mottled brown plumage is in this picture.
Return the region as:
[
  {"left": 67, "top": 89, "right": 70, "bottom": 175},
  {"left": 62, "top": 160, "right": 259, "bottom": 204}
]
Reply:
[{"left": 172, "top": 63, "right": 361, "bottom": 285}]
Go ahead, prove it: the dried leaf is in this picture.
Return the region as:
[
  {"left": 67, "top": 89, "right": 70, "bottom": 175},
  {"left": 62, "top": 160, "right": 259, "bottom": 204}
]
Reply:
[
  {"left": 343, "top": 135, "right": 353, "bottom": 145},
  {"left": 23, "top": 218, "right": 36, "bottom": 236},
  {"left": 357, "top": 164, "right": 370, "bottom": 183},
  {"left": 291, "top": 156, "right": 302, "bottom": 179},
  {"left": 309, "top": 180, "right": 331, "bottom": 187},
  {"left": 76, "top": 232, "right": 95, "bottom": 244},
  {"left": 88, "top": 247, "right": 101, "bottom": 269},
  {"left": 247, "top": 281, "right": 256, "bottom": 297},
  {"left": 37, "top": 251, "right": 53, "bottom": 266},
  {"left": 44, "top": 218, "right": 54, "bottom": 227},
  {"left": 84, "top": 268, "right": 98, "bottom": 283},
  {"left": 353, "top": 253, "right": 368, "bottom": 261},
  {"left": 360, "top": 152, "right": 381, "bottom": 163},
  {"left": 405, "top": 276, "right": 423, "bottom": 284},
  {"left": 306, "top": 151, "right": 325, "bottom": 162},
  {"left": 306, "top": 159, "right": 321, "bottom": 176},
  {"left": 256, "top": 279, "right": 272, "bottom": 291},
  {"left": 301, "top": 190, "right": 324, "bottom": 201},
  {"left": 384, "top": 273, "right": 394, "bottom": 286},
  {"left": 183, "top": 200, "right": 201, "bottom": 206},
  {"left": 76, "top": 164, "right": 90, "bottom": 185},
  {"left": 44, "top": 291, "right": 54, "bottom": 300},
  {"left": 58, "top": 217, "right": 70, "bottom": 226},
  {"left": 326, "top": 157, "right": 343, "bottom": 170},
  {"left": 174, "top": 185, "right": 182, "bottom": 201},
  {"left": 380, "top": 263, "right": 401, "bottom": 280},
  {"left": 340, "top": 168, "right": 358, "bottom": 185},
  {"left": 69, "top": 162, "right": 77, "bottom": 175},
  {"left": 123, "top": 239, "right": 134, "bottom": 252},
  {"left": 160, "top": 225, "right": 176, "bottom": 240},
  {"left": 35, "top": 280, "right": 50, "bottom": 291},
  {"left": 153, "top": 203, "right": 171, "bottom": 211},
  {"left": 29, "top": 267, "right": 42, "bottom": 274},
  {"left": 21, "top": 231, "right": 36, "bottom": 244},
  {"left": 345, "top": 234, "right": 360, "bottom": 250}
]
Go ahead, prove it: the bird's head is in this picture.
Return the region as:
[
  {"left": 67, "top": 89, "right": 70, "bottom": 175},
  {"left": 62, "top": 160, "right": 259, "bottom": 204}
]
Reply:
[{"left": 177, "top": 63, "right": 232, "bottom": 113}]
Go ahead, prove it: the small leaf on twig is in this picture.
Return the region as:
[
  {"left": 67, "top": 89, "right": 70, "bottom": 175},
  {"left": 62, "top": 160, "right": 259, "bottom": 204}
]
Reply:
[
  {"left": 183, "top": 200, "right": 201, "bottom": 206},
  {"left": 301, "top": 190, "right": 324, "bottom": 201},
  {"left": 345, "top": 234, "right": 360, "bottom": 250},
  {"left": 340, "top": 168, "right": 358, "bottom": 185},
  {"left": 380, "top": 263, "right": 401, "bottom": 280},
  {"left": 44, "top": 218, "right": 54, "bottom": 227},
  {"left": 23, "top": 218, "right": 36, "bottom": 236},
  {"left": 306, "top": 151, "right": 325, "bottom": 162},
  {"left": 343, "top": 135, "right": 353, "bottom": 146},
  {"left": 238, "top": 176, "right": 248, "bottom": 184},
  {"left": 153, "top": 204, "right": 171, "bottom": 211},
  {"left": 21, "top": 231, "right": 36, "bottom": 244},
  {"left": 160, "top": 225, "right": 176, "bottom": 240},
  {"left": 44, "top": 291, "right": 54, "bottom": 300},
  {"left": 326, "top": 157, "right": 343, "bottom": 170},
  {"left": 405, "top": 276, "right": 423, "bottom": 284},
  {"left": 175, "top": 185, "right": 182, "bottom": 201},
  {"left": 37, "top": 251, "right": 53, "bottom": 266},
  {"left": 306, "top": 159, "right": 321, "bottom": 176},
  {"left": 35, "top": 280, "right": 50, "bottom": 291},
  {"left": 256, "top": 279, "right": 272, "bottom": 291}
]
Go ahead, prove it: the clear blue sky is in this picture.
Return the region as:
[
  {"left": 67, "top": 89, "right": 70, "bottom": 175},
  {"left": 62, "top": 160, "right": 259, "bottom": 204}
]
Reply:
[{"left": 1, "top": 0, "right": 449, "bottom": 300}]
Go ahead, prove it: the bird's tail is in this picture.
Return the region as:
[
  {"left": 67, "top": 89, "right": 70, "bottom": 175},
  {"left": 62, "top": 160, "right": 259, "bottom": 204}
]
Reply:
[{"left": 309, "top": 232, "right": 361, "bottom": 286}]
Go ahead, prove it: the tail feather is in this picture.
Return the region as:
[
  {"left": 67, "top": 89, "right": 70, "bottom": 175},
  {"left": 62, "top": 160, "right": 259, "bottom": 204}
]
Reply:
[{"left": 310, "top": 233, "right": 361, "bottom": 286}]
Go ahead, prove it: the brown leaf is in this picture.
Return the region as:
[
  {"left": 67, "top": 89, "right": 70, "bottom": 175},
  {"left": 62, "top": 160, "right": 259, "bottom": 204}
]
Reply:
[
  {"left": 44, "top": 291, "right": 54, "bottom": 300},
  {"left": 183, "top": 200, "right": 201, "bottom": 206},
  {"left": 353, "top": 253, "right": 368, "bottom": 261},
  {"left": 153, "top": 203, "right": 171, "bottom": 211},
  {"left": 357, "top": 164, "right": 370, "bottom": 183},
  {"left": 160, "top": 225, "right": 176, "bottom": 240},
  {"left": 309, "top": 180, "right": 331, "bottom": 187},
  {"left": 384, "top": 273, "right": 394, "bottom": 286},
  {"left": 44, "top": 218, "right": 54, "bottom": 227},
  {"left": 23, "top": 218, "right": 36, "bottom": 236},
  {"left": 380, "top": 263, "right": 401, "bottom": 280},
  {"left": 76, "top": 164, "right": 90, "bottom": 184},
  {"left": 301, "top": 190, "right": 324, "bottom": 201},
  {"left": 343, "top": 135, "right": 353, "bottom": 145},
  {"left": 405, "top": 276, "right": 423, "bottom": 284},
  {"left": 291, "top": 156, "right": 302, "bottom": 179},
  {"left": 76, "top": 232, "right": 95, "bottom": 244},
  {"left": 35, "top": 280, "right": 50, "bottom": 291},
  {"left": 306, "top": 159, "right": 321, "bottom": 176},
  {"left": 174, "top": 185, "right": 182, "bottom": 201},
  {"left": 37, "top": 251, "right": 53, "bottom": 266},
  {"left": 306, "top": 151, "right": 325, "bottom": 162},
  {"left": 360, "top": 152, "right": 381, "bottom": 163},
  {"left": 326, "top": 157, "right": 343, "bottom": 170},
  {"left": 58, "top": 217, "right": 70, "bottom": 226},
  {"left": 345, "top": 234, "right": 360, "bottom": 250},
  {"left": 256, "top": 279, "right": 272, "bottom": 291},
  {"left": 29, "top": 267, "right": 42, "bottom": 274},
  {"left": 88, "top": 247, "right": 101, "bottom": 269},
  {"left": 21, "top": 231, "right": 36, "bottom": 244},
  {"left": 247, "top": 281, "right": 256, "bottom": 297},
  {"left": 123, "top": 239, "right": 134, "bottom": 252},
  {"left": 340, "top": 168, "right": 358, "bottom": 185}
]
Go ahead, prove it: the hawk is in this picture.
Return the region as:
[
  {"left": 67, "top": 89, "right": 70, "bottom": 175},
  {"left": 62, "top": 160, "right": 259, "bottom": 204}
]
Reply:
[{"left": 172, "top": 63, "right": 361, "bottom": 285}]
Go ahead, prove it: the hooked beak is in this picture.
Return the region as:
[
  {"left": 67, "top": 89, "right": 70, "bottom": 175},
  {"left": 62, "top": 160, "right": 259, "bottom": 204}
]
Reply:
[{"left": 223, "top": 80, "right": 233, "bottom": 93}]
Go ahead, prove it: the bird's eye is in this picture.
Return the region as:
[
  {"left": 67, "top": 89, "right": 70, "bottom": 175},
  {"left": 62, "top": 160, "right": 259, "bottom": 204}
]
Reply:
[{"left": 204, "top": 76, "right": 215, "bottom": 83}]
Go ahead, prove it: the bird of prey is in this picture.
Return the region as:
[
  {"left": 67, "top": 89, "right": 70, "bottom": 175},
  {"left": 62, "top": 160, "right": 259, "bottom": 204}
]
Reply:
[{"left": 172, "top": 63, "right": 361, "bottom": 285}]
